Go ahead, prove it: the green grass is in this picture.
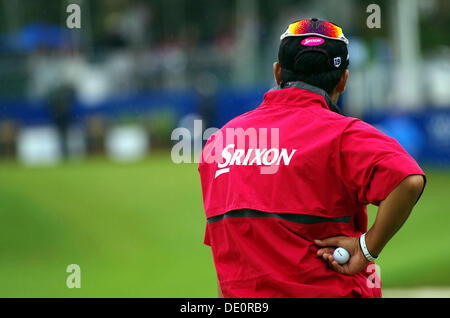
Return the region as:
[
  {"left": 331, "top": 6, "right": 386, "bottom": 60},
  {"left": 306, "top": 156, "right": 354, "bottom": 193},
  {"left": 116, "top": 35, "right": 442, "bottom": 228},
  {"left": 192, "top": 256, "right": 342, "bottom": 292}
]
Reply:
[
  {"left": 0, "top": 155, "right": 449, "bottom": 297},
  {"left": 0, "top": 154, "right": 215, "bottom": 297}
]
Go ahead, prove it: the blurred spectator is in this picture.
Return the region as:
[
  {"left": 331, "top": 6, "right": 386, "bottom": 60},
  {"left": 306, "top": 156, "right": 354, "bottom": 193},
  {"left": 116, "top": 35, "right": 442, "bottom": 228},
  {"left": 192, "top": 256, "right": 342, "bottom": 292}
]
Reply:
[
  {"left": 85, "top": 115, "right": 107, "bottom": 155},
  {"left": 0, "top": 120, "right": 17, "bottom": 158},
  {"left": 47, "top": 85, "right": 75, "bottom": 158}
]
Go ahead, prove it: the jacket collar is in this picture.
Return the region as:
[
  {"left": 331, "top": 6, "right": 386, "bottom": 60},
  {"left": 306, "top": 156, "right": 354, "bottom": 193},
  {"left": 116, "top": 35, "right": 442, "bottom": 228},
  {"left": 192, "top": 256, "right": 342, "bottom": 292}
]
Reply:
[{"left": 272, "top": 81, "right": 343, "bottom": 115}]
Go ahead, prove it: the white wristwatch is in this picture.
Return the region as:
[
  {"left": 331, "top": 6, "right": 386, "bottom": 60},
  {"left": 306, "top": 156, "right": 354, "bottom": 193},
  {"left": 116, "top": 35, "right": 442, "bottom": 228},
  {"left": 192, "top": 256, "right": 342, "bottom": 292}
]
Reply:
[{"left": 359, "top": 233, "right": 378, "bottom": 262}]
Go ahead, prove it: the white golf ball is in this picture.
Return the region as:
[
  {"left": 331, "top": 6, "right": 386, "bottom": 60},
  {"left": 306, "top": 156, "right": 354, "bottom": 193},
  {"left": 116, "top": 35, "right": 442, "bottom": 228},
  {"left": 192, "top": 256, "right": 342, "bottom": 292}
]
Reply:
[{"left": 333, "top": 247, "right": 350, "bottom": 264}]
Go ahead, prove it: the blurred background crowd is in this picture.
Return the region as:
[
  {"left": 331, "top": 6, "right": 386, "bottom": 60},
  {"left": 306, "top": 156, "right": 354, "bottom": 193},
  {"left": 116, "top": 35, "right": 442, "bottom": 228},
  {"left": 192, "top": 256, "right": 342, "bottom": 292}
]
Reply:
[{"left": 0, "top": 0, "right": 449, "bottom": 165}]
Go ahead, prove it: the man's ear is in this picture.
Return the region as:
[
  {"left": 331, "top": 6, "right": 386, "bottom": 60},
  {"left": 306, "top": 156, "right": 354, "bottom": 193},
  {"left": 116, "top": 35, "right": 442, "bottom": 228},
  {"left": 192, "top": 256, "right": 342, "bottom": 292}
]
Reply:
[
  {"left": 273, "top": 62, "right": 281, "bottom": 86},
  {"left": 336, "top": 69, "right": 349, "bottom": 93}
]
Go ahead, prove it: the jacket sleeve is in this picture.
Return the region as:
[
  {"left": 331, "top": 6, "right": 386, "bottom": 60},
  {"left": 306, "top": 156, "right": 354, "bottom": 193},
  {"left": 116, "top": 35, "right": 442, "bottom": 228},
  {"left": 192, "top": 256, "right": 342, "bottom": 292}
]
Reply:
[{"left": 338, "top": 119, "right": 426, "bottom": 206}]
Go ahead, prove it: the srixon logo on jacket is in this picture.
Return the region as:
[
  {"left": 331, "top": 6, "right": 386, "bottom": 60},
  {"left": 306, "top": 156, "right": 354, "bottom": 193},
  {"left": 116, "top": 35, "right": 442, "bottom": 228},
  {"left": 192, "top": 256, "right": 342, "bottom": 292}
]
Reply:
[
  {"left": 215, "top": 144, "right": 296, "bottom": 178},
  {"left": 201, "top": 127, "right": 296, "bottom": 177}
]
